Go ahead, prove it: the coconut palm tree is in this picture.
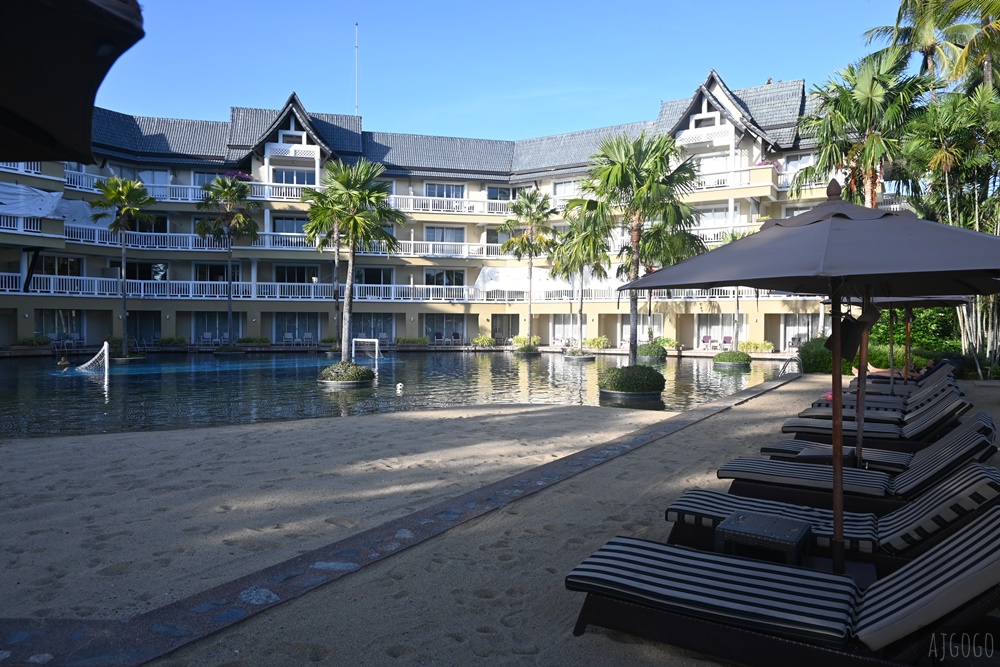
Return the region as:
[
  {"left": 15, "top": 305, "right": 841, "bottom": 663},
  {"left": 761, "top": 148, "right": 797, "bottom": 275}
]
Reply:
[
  {"left": 498, "top": 189, "right": 558, "bottom": 346},
  {"left": 575, "top": 131, "right": 698, "bottom": 365},
  {"left": 89, "top": 176, "right": 156, "bottom": 357},
  {"left": 947, "top": 0, "right": 1000, "bottom": 89},
  {"left": 196, "top": 174, "right": 262, "bottom": 347},
  {"left": 303, "top": 159, "right": 404, "bottom": 363},
  {"left": 550, "top": 203, "right": 614, "bottom": 350},
  {"left": 302, "top": 165, "right": 347, "bottom": 350},
  {"left": 864, "top": 0, "right": 975, "bottom": 98},
  {"left": 793, "top": 47, "right": 932, "bottom": 208}
]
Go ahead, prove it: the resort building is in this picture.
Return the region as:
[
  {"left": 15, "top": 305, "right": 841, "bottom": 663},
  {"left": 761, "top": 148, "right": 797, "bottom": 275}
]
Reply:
[{"left": 0, "top": 70, "right": 876, "bottom": 352}]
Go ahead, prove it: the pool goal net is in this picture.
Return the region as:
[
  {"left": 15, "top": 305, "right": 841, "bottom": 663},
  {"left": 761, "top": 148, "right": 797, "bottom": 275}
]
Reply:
[{"left": 78, "top": 341, "right": 110, "bottom": 376}]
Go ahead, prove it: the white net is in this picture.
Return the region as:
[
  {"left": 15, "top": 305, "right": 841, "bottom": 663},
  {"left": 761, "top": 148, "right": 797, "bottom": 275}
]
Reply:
[{"left": 78, "top": 341, "right": 110, "bottom": 375}]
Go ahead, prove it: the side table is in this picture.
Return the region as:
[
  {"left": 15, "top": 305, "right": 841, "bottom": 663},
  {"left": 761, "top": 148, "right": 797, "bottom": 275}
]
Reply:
[{"left": 714, "top": 511, "right": 812, "bottom": 565}]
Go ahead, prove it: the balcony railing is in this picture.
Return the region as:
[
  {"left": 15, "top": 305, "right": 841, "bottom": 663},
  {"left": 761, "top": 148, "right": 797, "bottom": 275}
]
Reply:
[
  {"left": 0, "top": 161, "right": 42, "bottom": 174},
  {"left": 0, "top": 216, "right": 41, "bottom": 233},
  {"left": 4, "top": 273, "right": 781, "bottom": 304}
]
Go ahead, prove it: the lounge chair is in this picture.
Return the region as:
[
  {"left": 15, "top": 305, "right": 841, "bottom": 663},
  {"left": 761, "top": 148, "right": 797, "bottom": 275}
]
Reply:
[
  {"left": 434, "top": 332, "right": 444, "bottom": 345},
  {"left": 813, "top": 377, "right": 960, "bottom": 411},
  {"left": 717, "top": 427, "right": 994, "bottom": 514},
  {"left": 762, "top": 412, "right": 995, "bottom": 472},
  {"left": 283, "top": 332, "right": 294, "bottom": 346},
  {"left": 795, "top": 385, "right": 964, "bottom": 424},
  {"left": 452, "top": 332, "right": 462, "bottom": 345},
  {"left": 848, "top": 361, "right": 955, "bottom": 395},
  {"left": 303, "top": 332, "right": 315, "bottom": 347},
  {"left": 665, "top": 462, "right": 1000, "bottom": 559},
  {"left": 722, "top": 335, "right": 733, "bottom": 351},
  {"left": 201, "top": 331, "right": 214, "bottom": 347},
  {"left": 701, "top": 335, "right": 712, "bottom": 350},
  {"left": 566, "top": 506, "right": 1000, "bottom": 666}
]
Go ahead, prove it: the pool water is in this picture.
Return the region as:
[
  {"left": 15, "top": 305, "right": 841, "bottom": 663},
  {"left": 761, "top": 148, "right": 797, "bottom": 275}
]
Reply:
[{"left": 0, "top": 352, "right": 784, "bottom": 438}]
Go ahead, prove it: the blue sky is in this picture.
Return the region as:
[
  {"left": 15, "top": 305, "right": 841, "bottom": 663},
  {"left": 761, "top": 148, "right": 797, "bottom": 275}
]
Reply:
[{"left": 97, "top": 0, "right": 900, "bottom": 140}]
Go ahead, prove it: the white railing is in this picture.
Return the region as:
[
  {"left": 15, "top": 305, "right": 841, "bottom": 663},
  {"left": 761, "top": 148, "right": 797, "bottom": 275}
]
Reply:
[
  {"left": 776, "top": 171, "right": 828, "bottom": 190},
  {"left": 251, "top": 233, "right": 317, "bottom": 250},
  {"left": 695, "top": 169, "right": 751, "bottom": 190},
  {"left": 0, "top": 161, "right": 42, "bottom": 174},
  {"left": 675, "top": 126, "right": 736, "bottom": 147},
  {"left": 4, "top": 273, "right": 790, "bottom": 304},
  {"left": 64, "top": 170, "right": 102, "bottom": 190},
  {"left": 0, "top": 216, "right": 41, "bottom": 233},
  {"left": 144, "top": 183, "right": 205, "bottom": 202},
  {"left": 387, "top": 195, "right": 512, "bottom": 216}
]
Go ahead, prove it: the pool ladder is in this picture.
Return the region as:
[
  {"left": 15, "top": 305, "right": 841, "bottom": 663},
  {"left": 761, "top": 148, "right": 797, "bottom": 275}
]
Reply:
[{"left": 779, "top": 355, "right": 803, "bottom": 375}]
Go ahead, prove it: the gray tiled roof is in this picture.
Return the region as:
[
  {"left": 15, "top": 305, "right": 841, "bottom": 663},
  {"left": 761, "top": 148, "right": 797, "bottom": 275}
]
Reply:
[{"left": 90, "top": 72, "right": 815, "bottom": 175}]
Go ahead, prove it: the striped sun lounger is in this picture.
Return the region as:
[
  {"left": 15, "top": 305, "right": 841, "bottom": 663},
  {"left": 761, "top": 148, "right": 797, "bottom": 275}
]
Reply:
[
  {"left": 665, "top": 463, "right": 1000, "bottom": 556},
  {"left": 566, "top": 507, "right": 1000, "bottom": 666}
]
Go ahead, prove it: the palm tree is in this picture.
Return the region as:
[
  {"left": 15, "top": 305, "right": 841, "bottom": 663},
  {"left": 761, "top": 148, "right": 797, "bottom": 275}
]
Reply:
[
  {"left": 498, "top": 189, "right": 558, "bottom": 345},
  {"left": 89, "top": 176, "right": 156, "bottom": 357},
  {"left": 947, "top": 0, "right": 1000, "bottom": 89},
  {"left": 302, "top": 166, "right": 347, "bottom": 350},
  {"left": 303, "top": 159, "right": 404, "bottom": 363},
  {"left": 793, "top": 47, "right": 932, "bottom": 207},
  {"left": 550, "top": 204, "right": 614, "bottom": 350},
  {"left": 196, "top": 174, "right": 262, "bottom": 347},
  {"left": 864, "top": 0, "right": 975, "bottom": 98},
  {"left": 575, "top": 131, "right": 698, "bottom": 365}
]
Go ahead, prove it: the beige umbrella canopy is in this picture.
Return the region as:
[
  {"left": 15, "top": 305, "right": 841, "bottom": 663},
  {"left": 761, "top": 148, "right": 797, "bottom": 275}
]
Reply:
[
  {"left": 3, "top": 0, "right": 144, "bottom": 162},
  {"left": 620, "top": 180, "right": 1000, "bottom": 571}
]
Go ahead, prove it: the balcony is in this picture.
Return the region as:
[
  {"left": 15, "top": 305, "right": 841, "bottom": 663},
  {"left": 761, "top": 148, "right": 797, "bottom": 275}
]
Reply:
[
  {"left": 3, "top": 273, "right": 781, "bottom": 304},
  {"left": 0, "top": 215, "right": 41, "bottom": 233},
  {"left": 0, "top": 161, "right": 42, "bottom": 175}
]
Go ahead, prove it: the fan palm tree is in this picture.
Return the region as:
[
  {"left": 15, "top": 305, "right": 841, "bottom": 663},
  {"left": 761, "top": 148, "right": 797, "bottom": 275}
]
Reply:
[
  {"left": 303, "top": 159, "right": 404, "bottom": 363},
  {"left": 550, "top": 204, "right": 614, "bottom": 350},
  {"left": 864, "top": 0, "right": 975, "bottom": 98},
  {"left": 793, "top": 47, "right": 932, "bottom": 208},
  {"left": 89, "top": 176, "right": 156, "bottom": 357},
  {"left": 573, "top": 131, "right": 698, "bottom": 365},
  {"left": 196, "top": 174, "right": 261, "bottom": 346},
  {"left": 498, "top": 189, "right": 558, "bottom": 345}
]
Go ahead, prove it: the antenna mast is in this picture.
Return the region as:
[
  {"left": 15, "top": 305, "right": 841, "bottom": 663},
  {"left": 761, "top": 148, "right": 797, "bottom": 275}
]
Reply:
[{"left": 354, "top": 22, "right": 359, "bottom": 117}]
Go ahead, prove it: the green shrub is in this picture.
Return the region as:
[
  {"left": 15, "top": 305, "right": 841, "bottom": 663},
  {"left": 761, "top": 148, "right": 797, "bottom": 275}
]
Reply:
[
  {"left": 598, "top": 365, "right": 666, "bottom": 392},
  {"left": 471, "top": 333, "right": 496, "bottom": 347},
  {"left": 395, "top": 336, "right": 428, "bottom": 345},
  {"left": 713, "top": 350, "right": 752, "bottom": 364},
  {"left": 158, "top": 336, "right": 188, "bottom": 346},
  {"left": 654, "top": 336, "right": 679, "bottom": 349},
  {"left": 637, "top": 342, "right": 667, "bottom": 358},
  {"left": 321, "top": 337, "right": 338, "bottom": 344},
  {"left": 215, "top": 345, "right": 241, "bottom": 353},
  {"left": 512, "top": 334, "right": 541, "bottom": 347},
  {"left": 16, "top": 337, "right": 51, "bottom": 346},
  {"left": 318, "top": 361, "right": 376, "bottom": 382},
  {"left": 799, "top": 337, "right": 941, "bottom": 376},
  {"left": 565, "top": 347, "right": 592, "bottom": 357},
  {"left": 799, "top": 337, "right": 834, "bottom": 373},
  {"left": 515, "top": 344, "right": 539, "bottom": 353},
  {"left": 584, "top": 335, "right": 611, "bottom": 349},
  {"left": 237, "top": 336, "right": 270, "bottom": 344},
  {"left": 738, "top": 340, "right": 775, "bottom": 353}
]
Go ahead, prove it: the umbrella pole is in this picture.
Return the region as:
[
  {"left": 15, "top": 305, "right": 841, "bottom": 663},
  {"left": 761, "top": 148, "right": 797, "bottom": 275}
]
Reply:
[
  {"left": 830, "top": 296, "right": 845, "bottom": 574},
  {"left": 888, "top": 310, "right": 896, "bottom": 396},
  {"left": 854, "top": 294, "right": 871, "bottom": 466},
  {"left": 905, "top": 307, "right": 913, "bottom": 385}
]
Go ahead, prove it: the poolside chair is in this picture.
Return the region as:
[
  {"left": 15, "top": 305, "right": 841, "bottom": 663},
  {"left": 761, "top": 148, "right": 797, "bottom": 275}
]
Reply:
[
  {"left": 434, "top": 332, "right": 444, "bottom": 345},
  {"left": 717, "top": 427, "right": 994, "bottom": 515},
  {"left": 701, "top": 335, "right": 712, "bottom": 350},
  {"left": 665, "top": 463, "right": 1000, "bottom": 561},
  {"left": 566, "top": 506, "right": 1000, "bottom": 666},
  {"left": 452, "top": 332, "right": 462, "bottom": 345},
  {"left": 762, "top": 412, "right": 995, "bottom": 472},
  {"left": 303, "top": 332, "right": 315, "bottom": 347},
  {"left": 283, "top": 332, "right": 294, "bottom": 346},
  {"left": 722, "top": 335, "right": 733, "bottom": 350},
  {"left": 221, "top": 332, "right": 230, "bottom": 346},
  {"left": 201, "top": 331, "right": 214, "bottom": 347},
  {"left": 795, "top": 384, "right": 963, "bottom": 424}
]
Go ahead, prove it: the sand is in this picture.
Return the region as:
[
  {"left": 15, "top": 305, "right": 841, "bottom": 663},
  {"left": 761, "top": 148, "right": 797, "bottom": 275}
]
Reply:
[{"left": 5, "top": 375, "right": 999, "bottom": 666}]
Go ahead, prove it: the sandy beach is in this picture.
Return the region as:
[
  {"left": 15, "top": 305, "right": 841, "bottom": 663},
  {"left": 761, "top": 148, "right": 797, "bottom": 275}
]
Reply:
[{"left": 4, "top": 375, "right": 999, "bottom": 666}]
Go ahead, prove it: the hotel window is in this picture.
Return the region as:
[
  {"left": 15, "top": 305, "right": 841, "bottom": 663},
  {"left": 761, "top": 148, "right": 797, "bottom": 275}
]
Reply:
[
  {"left": 108, "top": 164, "right": 138, "bottom": 180},
  {"left": 35, "top": 308, "right": 81, "bottom": 338},
  {"left": 487, "top": 186, "right": 513, "bottom": 201},
  {"left": 273, "top": 217, "right": 306, "bottom": 234},
  {"left": 553, "top": 181, "right": 580, "bottom": 198},
  {"left": 137, "top": 215, "right": 168, "bottom": 233},
  {"left": 425, "top": 269, "right": 464, "bottom": 286},
  {"left": 39, "top": 256, "right": 81, "bottom": 276},
  {"left": 275, "top": 265, "right": 318, "bottom": 283},
  {"left": 552, "top": 314, "right": 586, "bottom": 343},
  {"left": 138, "top": 169, "right": 171, "bottom": 185},
  {"left": 351, "top": 313, "right": 394, "bottom": 339},
  {"left": 486, "top": 228, "right": 511, "bottom": 244},
  {"left": 196, "top": 263, "right": 239, "bottom": 281},
  {"left": 354, "top": 267, "right": 393, "bottom": 284},
  {"left": 424, "top": 313, "right": 464, "bottom": 339},
  {"left": 275, "top": 312, "right": 320, "bottom": 339},
  {"left": 110, "top": 260, "right": 168, "bottom": 280},
  {"left": 193, "top": 172, "right": 222, "bottom": 186},
  {"left": 424, "top": 183, "right": 464, "bottom": 199},
  {"left": 424, "top": 226, "right": 465, "bottom": 243},
  {"left": 272, "top": 169, "right": 316, "bottom": 185},
  {"left": 784, "top": 152, "right": 814, "bottom": 173}
]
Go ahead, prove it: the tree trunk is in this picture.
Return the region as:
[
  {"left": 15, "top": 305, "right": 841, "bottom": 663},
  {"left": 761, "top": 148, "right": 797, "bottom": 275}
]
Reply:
[
  {"left": 120, "top": 230, "right": 128, "bottom": 357},
  {"left": 226, "top": 229, "right": 234, "bottom": 346},
  {"left": 341, "top": 244, "right": 356, "bottom": 363},
  {"left": 527, "top": 255, "right": 533, "bottom": 343},
  {"left": 333, "top": 223, "right": 341, "bottom": 349},
  {"left": 628, "top": 217, "right": 641, "bottom": 366},
  {"left": 578, "top": 270, "right": 585, "bottom": 350},
  {"left": 985, "top": 15, "right": 994, "bottom": 91}
]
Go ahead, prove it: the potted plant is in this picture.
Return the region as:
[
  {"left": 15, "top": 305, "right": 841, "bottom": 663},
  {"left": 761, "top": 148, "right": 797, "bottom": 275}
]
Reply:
[
  {"left": 637, "top": 342, "right": 667, "bottom": 362},
  {"left": 564, "top": 347, "right": 595, "bottom": 362},
  {"left": 317, "top": 360, "right": 376, "bottom": 388},
  {"left": 598, "top": 365, "right": 665, "bottom": 400},
  {"left": 713, "top": 350, "right": 752, "bottom": 370},
  {"left": 471, "top": 333, "right": 496, "bottom": 349},
  {"left": 512, "top": 334, "right": 541, "bottom": 356},
  {"left": 106, "top": 336, "right": 145, "bottom": 362},
  {"left": 236, "top": 336, "right": 270, "bottom": 352}
]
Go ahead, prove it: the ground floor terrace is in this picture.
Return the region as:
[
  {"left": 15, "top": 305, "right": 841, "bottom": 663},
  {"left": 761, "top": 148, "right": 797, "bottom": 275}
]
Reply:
[{"left": 1, "top": 291, "right": 827, "bottom": 352}]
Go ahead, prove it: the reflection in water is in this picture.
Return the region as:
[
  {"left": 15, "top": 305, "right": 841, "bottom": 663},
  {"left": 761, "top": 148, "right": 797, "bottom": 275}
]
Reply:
[{"left": 0, "top": 352, "right": 784, "bottom": 438}]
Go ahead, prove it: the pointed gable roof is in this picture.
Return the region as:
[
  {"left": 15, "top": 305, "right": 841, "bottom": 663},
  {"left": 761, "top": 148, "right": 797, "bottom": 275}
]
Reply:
[
  {"left": 226, "top": 92, "right": 335, "bottom": 163},
  {"left": 661, "top": 70, "right": 774, "bottom": 148}
]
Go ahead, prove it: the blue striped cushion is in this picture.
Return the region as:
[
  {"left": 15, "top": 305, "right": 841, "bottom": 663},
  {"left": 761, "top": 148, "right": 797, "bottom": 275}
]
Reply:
[
  {"left": 717, "top": 457, "right": 891, "bottom": 496},
  {"left": 887, "top": 432, "right": 989, "bottom": 497},
  {"left": 856, "top": 507, "right": 1000, "bottom": 650},
  {"left": 877, "top": 463, "right": 1000, "bottom": 553},
  {"left": 760, "top": 440, "right": 913, "bottom": 472},
  {"left": 666, "top": 488, "right": 879, "bottom": 553},
  {"left": 781, "top": 417, "right": 903, "bottom": 439},
  {"left": 565, "top": 535, "right": 859, "bottom": 646}
]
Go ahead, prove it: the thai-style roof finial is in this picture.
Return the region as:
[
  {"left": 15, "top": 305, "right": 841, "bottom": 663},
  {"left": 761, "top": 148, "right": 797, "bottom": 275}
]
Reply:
[{"left": 827, "top": 179, "right": 842, "bottom": 201}]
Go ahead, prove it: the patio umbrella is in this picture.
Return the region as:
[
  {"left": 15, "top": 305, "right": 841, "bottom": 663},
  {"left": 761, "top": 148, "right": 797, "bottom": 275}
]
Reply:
[
  {"left": 619, "top": 180, "right": 1000, "bottom": 572},
  {"left": 3, "top": 0, "right": 144, "bottom": 162}
]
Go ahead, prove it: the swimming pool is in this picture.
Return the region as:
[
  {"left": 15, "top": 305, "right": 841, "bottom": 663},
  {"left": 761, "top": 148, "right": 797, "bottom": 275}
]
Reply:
[{"left": 0, "top": 352, "right": 785, "bottom": 438}]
